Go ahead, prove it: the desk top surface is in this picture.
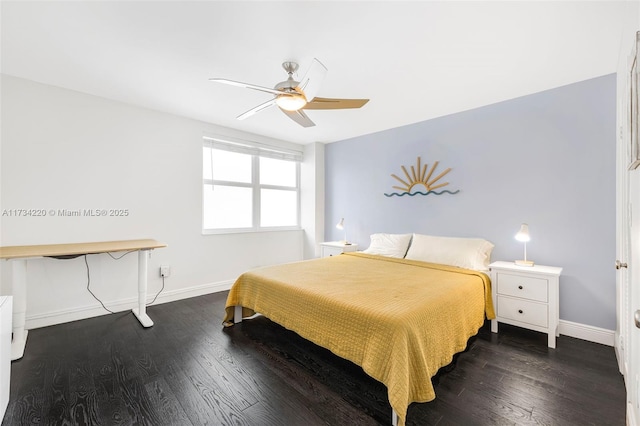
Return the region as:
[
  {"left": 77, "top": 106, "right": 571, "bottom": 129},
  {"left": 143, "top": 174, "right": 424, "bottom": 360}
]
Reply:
[{"left": 0, "top": 239, "right": 167, "bottom": 259}]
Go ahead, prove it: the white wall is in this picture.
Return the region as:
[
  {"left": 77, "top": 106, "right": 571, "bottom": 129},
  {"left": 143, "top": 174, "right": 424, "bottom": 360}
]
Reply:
[
  {"left": 301, "top": 142, "right": 325, "bottom": 259},
  {"left": 0, "top": 75, "right": 309, "bottom": 328}
]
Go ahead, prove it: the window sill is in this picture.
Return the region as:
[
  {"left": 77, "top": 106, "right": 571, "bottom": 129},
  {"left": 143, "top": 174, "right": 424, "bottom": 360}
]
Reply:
[{"left": 202, "top": 227, "right": 301, "bottom": 236}]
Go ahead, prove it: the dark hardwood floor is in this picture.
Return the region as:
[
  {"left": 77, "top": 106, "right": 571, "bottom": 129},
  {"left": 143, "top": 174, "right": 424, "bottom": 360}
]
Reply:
[{"left": 2, "top": 291, "right": 626, "bottom": 425}]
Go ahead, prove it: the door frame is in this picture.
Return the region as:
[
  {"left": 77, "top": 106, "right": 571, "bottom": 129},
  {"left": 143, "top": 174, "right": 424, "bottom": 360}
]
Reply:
[{"left": 617, "top": 30, "right": 640, "bottom": 426}]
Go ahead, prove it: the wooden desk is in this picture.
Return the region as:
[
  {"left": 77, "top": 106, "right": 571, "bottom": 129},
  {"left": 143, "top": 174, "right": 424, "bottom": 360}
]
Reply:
[{"left": 0, "top": 239, "right": 167, "bottom": 360}]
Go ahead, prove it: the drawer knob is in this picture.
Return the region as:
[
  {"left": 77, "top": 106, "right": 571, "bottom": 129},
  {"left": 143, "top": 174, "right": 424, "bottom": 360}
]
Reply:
[
  {"left": 518, "top": 309, "right": 523, "bottom": 314},
  {"left": 518, "top": 285, "right": 523, "bottom": 290}
]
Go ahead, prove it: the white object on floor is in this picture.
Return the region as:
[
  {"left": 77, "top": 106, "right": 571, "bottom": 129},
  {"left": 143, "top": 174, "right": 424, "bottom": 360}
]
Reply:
[{"left": 0, "top": 296, "right": 12, "bottom": 420}]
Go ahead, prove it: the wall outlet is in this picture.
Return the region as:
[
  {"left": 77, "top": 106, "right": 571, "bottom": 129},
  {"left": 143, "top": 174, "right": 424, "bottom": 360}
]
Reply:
[{"left": 160, "top": 266, "right": 171, "bottom": 278}]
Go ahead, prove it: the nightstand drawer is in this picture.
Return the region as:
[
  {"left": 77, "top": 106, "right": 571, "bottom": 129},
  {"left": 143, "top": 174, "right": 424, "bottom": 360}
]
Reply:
[
  {"left": 319, "top": 242, "right": 358, "bottom": 258},
  {"left": 496, "top": 273, "right": 548, "bottom": 302},
  {"left": 322, "top": 246, "right": 346, "bottom": 257},
  {"left": 497, "top": 296, "right": 548, "bottom": 328}
]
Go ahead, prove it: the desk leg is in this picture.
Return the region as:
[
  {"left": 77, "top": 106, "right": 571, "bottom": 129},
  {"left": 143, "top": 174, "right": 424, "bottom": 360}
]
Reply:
[
  {"left": 132, "top": 250, "right": 154, "bottom": 328},
  {"left": 11, "top": 259, "right": 28, "bottom": 360}
]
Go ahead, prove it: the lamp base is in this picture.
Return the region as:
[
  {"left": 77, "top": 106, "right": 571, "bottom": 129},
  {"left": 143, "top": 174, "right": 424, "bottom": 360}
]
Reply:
[{"left": 515, "top": 260, "right": 534, "bottom": 267}]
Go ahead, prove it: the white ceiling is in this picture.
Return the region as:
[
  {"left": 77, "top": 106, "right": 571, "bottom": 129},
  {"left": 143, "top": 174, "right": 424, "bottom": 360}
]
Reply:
[{"left": 0, "top": 1, "right": 627, "bottom": 145}]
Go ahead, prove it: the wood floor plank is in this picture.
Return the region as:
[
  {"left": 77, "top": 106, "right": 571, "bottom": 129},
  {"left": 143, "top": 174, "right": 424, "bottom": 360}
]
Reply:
[
  {"left": 143, "top": 377, "right": 190, "bottom": 426},
  {"left": 105, "top": 344, "right": 149, "bottom": 423},
  {"left": 157, "top": 358, "right": 219, "bottom": 426},
  {"left": 2, "top": 291, "right": 627, "bottom": 426},
  {"left": 172, "top": 350, "right": 250, "bottom": 425},
  {"left": 91, "top": 341, "right": 136, "bottom": 426},
  {"left": 4, "top": 358, "right": 47, "bottom": 425},
  {"left": 43, "top": 357, "right": 71, "bottom": 426},
  {"left": 191, "top": 341, "right": 258, "bottom": 409},
  {"left": 67, "top": 355, "right": 100, "bottom": 426},
  {"left": 218, "top": 320, "right": 365, "bottom": 425}
]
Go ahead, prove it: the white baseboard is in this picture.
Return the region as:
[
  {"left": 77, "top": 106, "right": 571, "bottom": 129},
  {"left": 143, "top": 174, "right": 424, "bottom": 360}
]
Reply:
[
  {"left": 25, "top": 279, "right": 234, "bottom": 330},
  {"left": 559, "top": 319, "right": 615, "bottom": 346}
]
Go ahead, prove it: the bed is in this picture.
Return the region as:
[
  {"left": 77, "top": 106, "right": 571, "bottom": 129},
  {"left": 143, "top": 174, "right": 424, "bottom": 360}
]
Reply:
[{"left": 223, "top": 234, "right": 496, "bottom": 426}]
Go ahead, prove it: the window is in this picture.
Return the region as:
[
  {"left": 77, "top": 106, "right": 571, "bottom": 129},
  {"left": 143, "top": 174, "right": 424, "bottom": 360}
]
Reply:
[{"left": 202, "top": 137, "right": 301, "bottom": 233}]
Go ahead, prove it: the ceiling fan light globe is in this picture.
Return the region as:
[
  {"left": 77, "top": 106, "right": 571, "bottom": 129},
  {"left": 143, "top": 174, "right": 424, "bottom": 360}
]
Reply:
[{"left": 275, "top": 94, "right": 307, "bottom": 111}]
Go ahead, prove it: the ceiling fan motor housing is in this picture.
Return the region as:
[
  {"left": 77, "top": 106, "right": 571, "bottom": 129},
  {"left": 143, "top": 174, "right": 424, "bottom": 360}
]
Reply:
[
  {"left": 275, "top": 61, "right": 303, "bottom": 95},
  {"left": 275, "top": 79, "right": 300, "bottom": 93}
]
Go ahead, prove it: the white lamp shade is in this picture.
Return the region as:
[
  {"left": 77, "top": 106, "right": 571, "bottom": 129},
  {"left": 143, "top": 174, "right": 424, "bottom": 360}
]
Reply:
[
  {"left": 514, "top": 223, "right": 534, "bottom": 266},
  {"left": 275, "top": 94, "right": 307, "bottom": 111},
  {"left": 336, "top": 218, "right": 344, "bottom": 230},
  {"left": 515, "top": 223, "right": 531, "bottom": 242}
]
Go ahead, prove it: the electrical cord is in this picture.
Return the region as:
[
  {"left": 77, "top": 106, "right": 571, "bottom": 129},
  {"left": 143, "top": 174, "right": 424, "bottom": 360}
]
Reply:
[
  {"left": 84, "top": 254, "right": 116, "bottom": 314},
  {"left": 106, "top": 250, "right": 137, "bottom": 260},
  {"left": 83, "top": 251, "right": 166, "bottom": 314},
  {"left": 147, "top": 275, "right": 165, "bottom": 305}
]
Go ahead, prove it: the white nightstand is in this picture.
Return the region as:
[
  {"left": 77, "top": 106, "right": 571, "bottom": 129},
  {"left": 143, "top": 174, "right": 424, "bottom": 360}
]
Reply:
[
  {"left": 489, "top": 261, "right": 562, "bottom": 348},
  {"left": 319, "top": 241, "right": 358, "bottom": 258}
]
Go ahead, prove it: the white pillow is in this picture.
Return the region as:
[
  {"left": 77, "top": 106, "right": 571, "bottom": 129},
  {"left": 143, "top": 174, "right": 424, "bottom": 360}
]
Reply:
[
  {"left": 362, "top": 233, "right": 412, "bottom": 258},
  {"left": 404, "top": 234, "right": 494, "bottom": 271}
]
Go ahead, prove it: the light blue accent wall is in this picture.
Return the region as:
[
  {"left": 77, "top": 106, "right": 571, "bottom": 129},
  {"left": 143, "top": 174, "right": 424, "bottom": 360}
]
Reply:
[{"left": 325, "top": 74, "right": 616, "bottom": 330}]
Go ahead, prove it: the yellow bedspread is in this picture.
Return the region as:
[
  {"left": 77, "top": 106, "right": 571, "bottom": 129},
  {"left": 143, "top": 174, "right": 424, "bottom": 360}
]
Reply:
[{"left": 223, "top": 252, "right": 494, "bottom": 426}]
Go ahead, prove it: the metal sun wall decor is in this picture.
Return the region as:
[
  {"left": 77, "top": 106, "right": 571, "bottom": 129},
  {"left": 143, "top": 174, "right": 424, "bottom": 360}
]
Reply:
[{"left": 384, "top": 156, "right": 460, "bottom": 197}]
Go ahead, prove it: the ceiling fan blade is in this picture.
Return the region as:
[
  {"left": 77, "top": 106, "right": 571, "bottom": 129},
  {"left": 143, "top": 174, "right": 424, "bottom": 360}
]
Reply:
[
  {"left": 237, "top": 99, "right": 276, "bottom": 120},
  {"left": 303, "top": 97, "right": 369, "bottom": 110},
  {"left": 295, "top": 58, "right": 327, "bottom": 102},
  {"left": 280, "top": 108, "right": 315, "bottom": 128},
  {"left": 209, "top": 78, "right": 289, "bottom": 96}
]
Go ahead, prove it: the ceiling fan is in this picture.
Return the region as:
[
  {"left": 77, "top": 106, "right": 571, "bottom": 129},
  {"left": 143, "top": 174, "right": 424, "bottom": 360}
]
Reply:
[{"left": 209, "top": 58, "right": 369, "bottom": 128}]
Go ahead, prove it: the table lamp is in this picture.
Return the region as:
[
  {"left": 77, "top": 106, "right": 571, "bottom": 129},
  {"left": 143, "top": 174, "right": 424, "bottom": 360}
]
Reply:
[
  {"left": 336, "top": 218, "right": 350, "bottom": 244},
  {"left": 514, "top": 223, "right": 534, "bottom": 266}
]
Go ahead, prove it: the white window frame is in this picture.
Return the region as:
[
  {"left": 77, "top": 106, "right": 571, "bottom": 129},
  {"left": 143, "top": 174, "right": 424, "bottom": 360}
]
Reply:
[{"left": 202, "top": 136, "right": 302, "bottom": 234}]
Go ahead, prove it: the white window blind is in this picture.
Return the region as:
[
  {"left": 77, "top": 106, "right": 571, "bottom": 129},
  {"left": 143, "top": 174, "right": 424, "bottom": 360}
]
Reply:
[
  {"left": 202, "top": 136, "right": 301, "bottom": 233},
  {"left": 203, "top": 137, "right": 302, "bottom": 162}
]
